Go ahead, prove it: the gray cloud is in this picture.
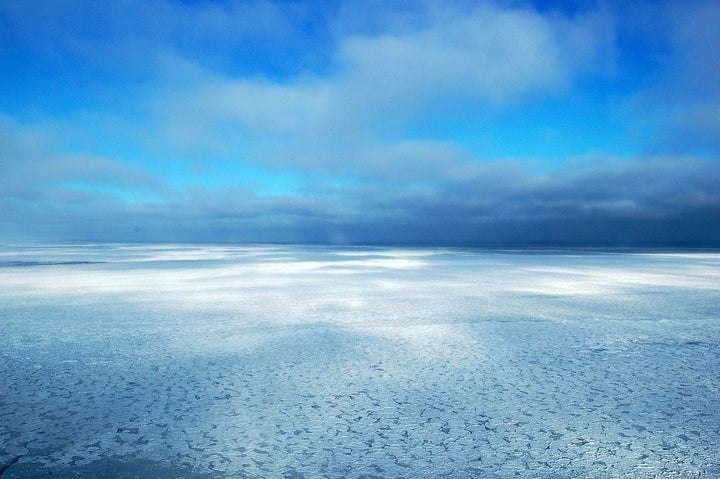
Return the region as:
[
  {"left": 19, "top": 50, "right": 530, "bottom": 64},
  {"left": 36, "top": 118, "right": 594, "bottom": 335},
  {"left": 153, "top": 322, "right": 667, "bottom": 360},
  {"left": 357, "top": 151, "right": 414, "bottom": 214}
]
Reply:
[{"left": 3, "top": 154, "right": 717, "bottom": 246}]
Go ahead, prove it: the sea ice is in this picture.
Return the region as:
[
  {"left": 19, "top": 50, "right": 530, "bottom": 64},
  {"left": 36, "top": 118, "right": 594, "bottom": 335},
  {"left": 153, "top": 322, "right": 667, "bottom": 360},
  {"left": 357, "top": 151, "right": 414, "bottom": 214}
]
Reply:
[{"left": 0, "top": 244, "right": 719, "bottom": 478}]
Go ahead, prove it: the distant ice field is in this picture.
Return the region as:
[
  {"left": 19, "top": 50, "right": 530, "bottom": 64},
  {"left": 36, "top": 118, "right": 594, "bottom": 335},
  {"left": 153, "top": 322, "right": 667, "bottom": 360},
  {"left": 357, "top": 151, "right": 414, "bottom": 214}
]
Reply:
[{"left": 1, "top": 244, "right": 719, "bottom": 478}]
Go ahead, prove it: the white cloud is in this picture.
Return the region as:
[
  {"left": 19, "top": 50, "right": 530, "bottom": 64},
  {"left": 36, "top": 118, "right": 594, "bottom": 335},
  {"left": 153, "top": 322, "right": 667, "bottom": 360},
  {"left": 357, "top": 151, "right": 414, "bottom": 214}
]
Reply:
[
  {"left": 336, "top": 6, "right": 565, "bottom": 109},
  {"left": 0, "top": 116, "right": 157, "bottom": 200},
  {"left": 148, "top": 2, "right": 615, "bottom": 172}
]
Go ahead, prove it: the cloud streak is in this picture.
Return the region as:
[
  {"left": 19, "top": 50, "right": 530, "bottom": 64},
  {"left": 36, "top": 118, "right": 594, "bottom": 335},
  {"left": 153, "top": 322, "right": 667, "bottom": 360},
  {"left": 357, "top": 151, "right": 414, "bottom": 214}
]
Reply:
[{"left": 3, "top": 146, "right": 718, "bottom": 246}]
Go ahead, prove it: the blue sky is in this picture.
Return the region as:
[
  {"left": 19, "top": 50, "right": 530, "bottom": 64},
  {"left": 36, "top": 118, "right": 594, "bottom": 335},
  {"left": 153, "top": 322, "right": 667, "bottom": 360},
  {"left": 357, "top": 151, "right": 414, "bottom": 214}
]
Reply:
[{"left": 1, "top": 0, "right": 719, "bottom": 245}]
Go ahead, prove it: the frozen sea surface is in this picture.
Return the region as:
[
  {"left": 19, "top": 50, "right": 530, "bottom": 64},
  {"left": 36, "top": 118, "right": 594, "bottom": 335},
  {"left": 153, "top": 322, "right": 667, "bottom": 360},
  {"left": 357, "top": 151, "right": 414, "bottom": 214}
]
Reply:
[{"left": 1, "top": 244, "right": 719, "bottom": 478}]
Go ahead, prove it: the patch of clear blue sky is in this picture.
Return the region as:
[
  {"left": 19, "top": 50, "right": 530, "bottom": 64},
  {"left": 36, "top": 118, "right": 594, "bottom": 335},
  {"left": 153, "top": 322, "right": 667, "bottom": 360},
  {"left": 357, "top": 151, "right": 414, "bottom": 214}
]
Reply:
[
  {"left": 400, "top": 70, "right": 654, "bottom": 174},
  {"left": 431, "top": 92, "right": 639, "bottom": 170},
  {"left": 180, "top": 161, "right": 304, "bottom": 196}
]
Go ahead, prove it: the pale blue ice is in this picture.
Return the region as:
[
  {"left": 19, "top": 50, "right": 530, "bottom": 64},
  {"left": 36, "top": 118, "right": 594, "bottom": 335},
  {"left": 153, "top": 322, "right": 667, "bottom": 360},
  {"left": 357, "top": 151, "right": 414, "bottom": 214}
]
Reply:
[{"left": 1, "top": 244, "right": 719, "bottom": 478}]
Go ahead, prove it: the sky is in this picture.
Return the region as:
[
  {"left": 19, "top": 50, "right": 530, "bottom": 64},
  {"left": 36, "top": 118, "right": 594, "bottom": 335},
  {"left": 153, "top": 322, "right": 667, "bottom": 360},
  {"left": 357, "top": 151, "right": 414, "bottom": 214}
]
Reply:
[{"left": 1, "top": 0, "right": 719, "bottom": 246}]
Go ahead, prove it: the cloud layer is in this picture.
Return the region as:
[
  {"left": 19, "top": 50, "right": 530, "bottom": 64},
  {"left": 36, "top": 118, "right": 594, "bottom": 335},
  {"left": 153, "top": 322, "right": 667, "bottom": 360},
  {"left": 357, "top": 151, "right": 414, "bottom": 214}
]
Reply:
[{"left": 0, "top": 0, "right": 719, "bottom": 246}]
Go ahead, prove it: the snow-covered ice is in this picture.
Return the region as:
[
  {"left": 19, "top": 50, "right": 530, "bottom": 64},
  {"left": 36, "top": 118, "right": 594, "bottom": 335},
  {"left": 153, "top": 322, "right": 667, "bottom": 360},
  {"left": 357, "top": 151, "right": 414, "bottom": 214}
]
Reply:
[{"left": 1, "top": 244, "right": 719, "bottom": 478}]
